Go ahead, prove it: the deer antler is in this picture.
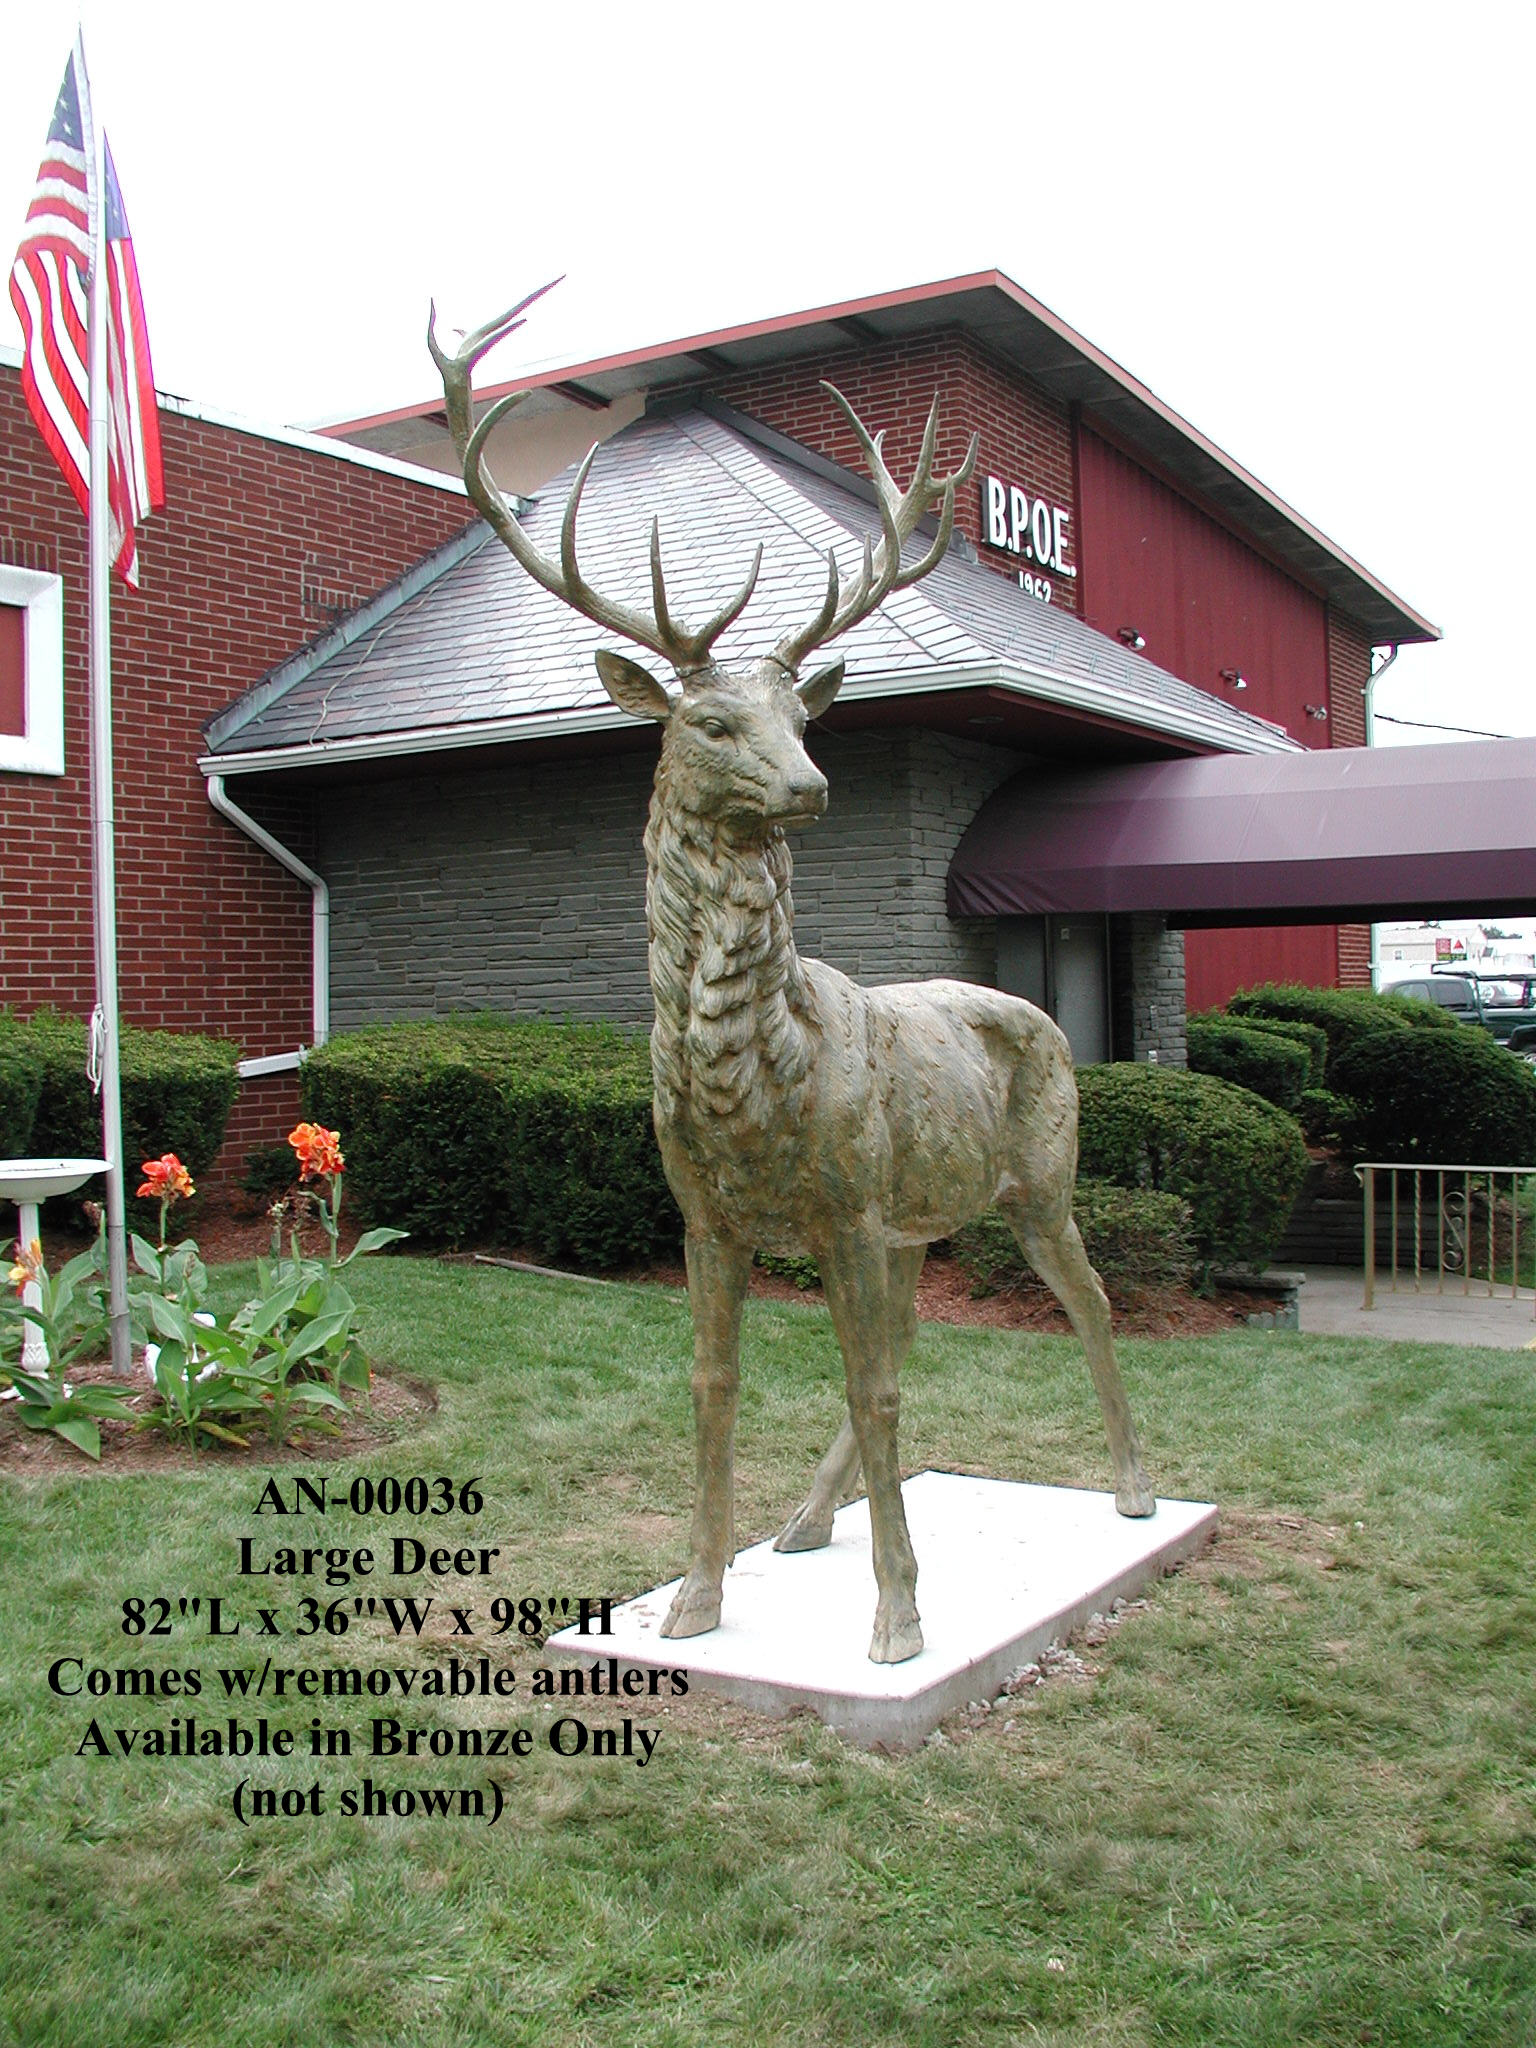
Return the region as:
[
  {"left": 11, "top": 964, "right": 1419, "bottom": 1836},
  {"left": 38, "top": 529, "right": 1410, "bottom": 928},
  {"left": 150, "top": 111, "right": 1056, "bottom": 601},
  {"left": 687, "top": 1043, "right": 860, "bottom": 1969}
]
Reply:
[
  {"left": 428, "top": 289, "right": 762, "bottom": 673},
  {"left": 773, "top": 384, "right": 979, "bottom": 676}
]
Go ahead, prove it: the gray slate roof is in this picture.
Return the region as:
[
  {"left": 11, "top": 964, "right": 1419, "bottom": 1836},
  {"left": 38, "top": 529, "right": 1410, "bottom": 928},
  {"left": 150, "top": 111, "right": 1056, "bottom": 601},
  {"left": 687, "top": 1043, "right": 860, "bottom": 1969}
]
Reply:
[{"left": 204, "top": 408, "right": 1300, "bottom": 765}]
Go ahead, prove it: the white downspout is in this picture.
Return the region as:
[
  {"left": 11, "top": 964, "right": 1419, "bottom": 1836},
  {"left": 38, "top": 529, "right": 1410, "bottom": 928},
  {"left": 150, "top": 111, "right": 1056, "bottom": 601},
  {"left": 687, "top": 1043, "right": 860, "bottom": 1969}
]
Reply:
[
  {"left": 1364, "top": 644, "right": 1399, "bottom": 990},
  {"left": 206, "top": 772, "right": 328, "bottom": 1066}
]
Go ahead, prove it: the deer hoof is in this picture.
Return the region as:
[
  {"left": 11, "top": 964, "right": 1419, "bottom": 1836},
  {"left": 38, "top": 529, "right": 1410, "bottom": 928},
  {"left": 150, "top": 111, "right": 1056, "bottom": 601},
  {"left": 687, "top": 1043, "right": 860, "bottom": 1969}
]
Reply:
[
  {"left": 773, "top": 1501, "right": 833, "bottom": 1553},
  {"left": 869, "top": 1607, "right": 924, "bottom": 1665},
  {"left": 1116, "top": 1471, "right": 1156, "bottom": 1518},
  {"left": 660, "top": 1577, "right": 722, "bottom": 1638}
]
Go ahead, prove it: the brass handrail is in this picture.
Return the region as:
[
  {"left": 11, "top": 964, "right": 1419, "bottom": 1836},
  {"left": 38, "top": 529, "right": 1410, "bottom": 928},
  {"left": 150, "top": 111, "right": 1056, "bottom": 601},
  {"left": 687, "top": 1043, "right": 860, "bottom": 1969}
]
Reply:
[{"left": 1354, "top": 1162, "right": 1536, "bottom": 1315}]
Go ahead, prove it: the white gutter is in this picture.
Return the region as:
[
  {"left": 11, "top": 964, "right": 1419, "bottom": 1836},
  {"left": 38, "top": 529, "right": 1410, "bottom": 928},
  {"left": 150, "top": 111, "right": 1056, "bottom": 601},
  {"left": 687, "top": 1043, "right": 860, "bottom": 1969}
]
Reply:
[
  {"left": 199, "top": 656, "right": 1302, "bottom": 780},
  {"left": 206, "top": 773, "right": 328, "bottom": 1074}
]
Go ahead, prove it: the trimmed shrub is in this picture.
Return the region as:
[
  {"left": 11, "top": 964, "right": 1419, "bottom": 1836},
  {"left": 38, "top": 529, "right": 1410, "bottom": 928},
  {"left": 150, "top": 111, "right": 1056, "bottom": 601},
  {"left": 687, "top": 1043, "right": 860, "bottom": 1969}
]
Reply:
[
  {"left": 1076, "top": 1062, "right": 1308, "bottom": 1273},
  {"left": 241, "top": 1142, "right": 299, "bottom": 1209},
  {"left": 1295, "top": 1088, "right": 1368, "bottom": 1157},
  {"left": 1196, "top": 1010, "right": 1328, "bottom": 1087},
  {"left": 300, "top": 1015, "right": 682, "bottom": 1267},
  {"left": 1330, "top": 1026, "right": 1536, "bottom": 1167},
  {"left": 1186, "top": 1017, "right": 1311, "bottom": 1110},
  {"left": 23, "top": 1009, "right": 239, "bottom": 1196},
  {"left": 952, "top": 1179, "right": 1195, "bottom": 1297},
  {"left": 1226, "top": 981, "right": 1453, "bottom": 1072},
  {"left": 0, "top": 1013, "right": 44, "bottom": 1157}
]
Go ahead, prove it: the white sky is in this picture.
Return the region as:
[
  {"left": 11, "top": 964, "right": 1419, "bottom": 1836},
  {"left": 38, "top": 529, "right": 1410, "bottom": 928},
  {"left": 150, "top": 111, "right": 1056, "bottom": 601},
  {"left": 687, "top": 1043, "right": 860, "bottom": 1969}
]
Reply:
[{"left": 3, "top": 1, "right": 1531, "bottom": 745}]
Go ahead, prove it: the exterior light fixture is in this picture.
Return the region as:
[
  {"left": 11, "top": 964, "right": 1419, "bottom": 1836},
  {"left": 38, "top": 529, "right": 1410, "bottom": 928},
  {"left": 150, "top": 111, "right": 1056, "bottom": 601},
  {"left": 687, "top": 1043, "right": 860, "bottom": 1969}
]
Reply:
[
  {"left": 1117, "top": 626, "right": 1146, "bottom": 650},
  {"left": 1304, "top": 703, "right": 1328, "bottom": 721},
  {"left": 1219, "top": 667, "right": 1248, "bottom": 690}
]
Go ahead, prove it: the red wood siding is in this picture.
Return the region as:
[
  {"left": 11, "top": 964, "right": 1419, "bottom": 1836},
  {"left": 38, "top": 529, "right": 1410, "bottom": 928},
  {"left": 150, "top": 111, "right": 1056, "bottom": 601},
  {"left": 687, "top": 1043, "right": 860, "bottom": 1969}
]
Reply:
[
  {"left": 1077, "top": 426, "right": 1329, "bottom": 733},
  {"left": 1184, "top": 924, "right": 1341, "bottom": 1013},
  {"left": 0, "top": 366, "right": 471, "bottom": 1181},
  {"left": 0, "top": 602, "right": 23, "bottom": 735},
  {"left": 1079, "top": 425, "right": 1356, "bottom": 1006}
]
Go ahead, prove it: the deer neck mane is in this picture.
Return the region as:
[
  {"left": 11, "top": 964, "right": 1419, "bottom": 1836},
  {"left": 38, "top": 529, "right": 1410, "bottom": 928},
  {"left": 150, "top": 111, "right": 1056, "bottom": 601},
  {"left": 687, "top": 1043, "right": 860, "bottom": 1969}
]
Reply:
[{"left": 643, "top": 768, "right": 814, "bottom": 1132}]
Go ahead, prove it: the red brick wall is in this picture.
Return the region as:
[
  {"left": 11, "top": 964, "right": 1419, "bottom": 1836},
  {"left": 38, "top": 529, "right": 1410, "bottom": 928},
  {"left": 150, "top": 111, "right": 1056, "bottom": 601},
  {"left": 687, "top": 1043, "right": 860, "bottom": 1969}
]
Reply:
[
  {"left": 1327, "top": 609, "right": 1370, "bottom": 748},
  {"left": 0, "top": 364, "right": 472, "bottom": 1177},
  {"left": 708, "top": 332, "right": 1082, "bottom": 615},
  {"left": 1328, "top": 609, "right": 1374, "bottom": 984}
]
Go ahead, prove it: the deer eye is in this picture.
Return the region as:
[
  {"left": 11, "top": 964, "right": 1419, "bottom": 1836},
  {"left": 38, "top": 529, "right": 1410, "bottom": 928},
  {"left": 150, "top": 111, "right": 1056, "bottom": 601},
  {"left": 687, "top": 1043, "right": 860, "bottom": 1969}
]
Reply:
[{"left": 699, "top": 717, "right": 730, "bottom": 741}]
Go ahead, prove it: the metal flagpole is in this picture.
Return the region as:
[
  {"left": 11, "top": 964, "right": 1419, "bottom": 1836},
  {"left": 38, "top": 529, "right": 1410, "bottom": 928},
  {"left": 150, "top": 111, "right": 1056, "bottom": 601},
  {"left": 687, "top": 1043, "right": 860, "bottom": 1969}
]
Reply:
[{"left": 81, "top": 44, "right": 133, "bottom": 1378}]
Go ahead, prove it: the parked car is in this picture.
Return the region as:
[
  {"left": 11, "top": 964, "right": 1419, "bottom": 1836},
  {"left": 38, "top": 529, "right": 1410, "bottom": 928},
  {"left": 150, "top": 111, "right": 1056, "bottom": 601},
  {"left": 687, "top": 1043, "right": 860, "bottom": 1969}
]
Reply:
[{"left": 1385, "top": 970, "right": 1536, "bottom": 1059}]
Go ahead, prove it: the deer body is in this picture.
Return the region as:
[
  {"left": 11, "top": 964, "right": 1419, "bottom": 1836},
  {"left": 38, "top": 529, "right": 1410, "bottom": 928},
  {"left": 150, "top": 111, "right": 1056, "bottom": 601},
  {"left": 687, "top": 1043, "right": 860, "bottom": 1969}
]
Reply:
[
  {"left": 625, "top": 654, "right": 1152, "bottom": 1661},
  {"left": 433, "top": 296, "right": 1154, "bottom": 1664}
]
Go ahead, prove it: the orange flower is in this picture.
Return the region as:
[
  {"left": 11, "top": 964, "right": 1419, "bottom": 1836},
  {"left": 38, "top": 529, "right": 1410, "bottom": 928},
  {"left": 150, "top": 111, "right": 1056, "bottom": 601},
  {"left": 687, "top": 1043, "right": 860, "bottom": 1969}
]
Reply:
[
  {"left": 8, "top": 1237, "right": 43, "bottom": 1295},
  {"left": 289, "top": 1122, "right": 344, "bottom": 1181},
  {"left": 137, "top": 1155, "right": 195, "bottom": 1202}
]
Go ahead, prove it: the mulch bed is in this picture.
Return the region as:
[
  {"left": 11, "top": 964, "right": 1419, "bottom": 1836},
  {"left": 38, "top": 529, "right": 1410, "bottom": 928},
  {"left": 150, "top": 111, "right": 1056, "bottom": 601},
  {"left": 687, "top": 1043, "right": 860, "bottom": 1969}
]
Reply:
[{"left": 0, "top": 1359, "right": 434, "bottom": 1475}]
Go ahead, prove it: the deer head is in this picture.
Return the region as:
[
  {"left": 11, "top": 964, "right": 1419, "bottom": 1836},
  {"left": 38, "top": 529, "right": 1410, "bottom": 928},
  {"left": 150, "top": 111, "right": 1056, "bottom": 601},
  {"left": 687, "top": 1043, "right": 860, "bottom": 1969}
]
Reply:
[{"left": 428, "top": 291, "right": 978, "bottom": 840}]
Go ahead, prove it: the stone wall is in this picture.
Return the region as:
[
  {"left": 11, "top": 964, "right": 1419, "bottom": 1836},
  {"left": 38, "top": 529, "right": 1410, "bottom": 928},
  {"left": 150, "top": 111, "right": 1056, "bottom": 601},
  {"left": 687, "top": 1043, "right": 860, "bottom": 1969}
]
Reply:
[
  {"left": 322, "top": 728, "right": 1023, "bottom": 1030},
  {"left": 1110, "top": 914, "right": 1188, "bottom": 1066}
]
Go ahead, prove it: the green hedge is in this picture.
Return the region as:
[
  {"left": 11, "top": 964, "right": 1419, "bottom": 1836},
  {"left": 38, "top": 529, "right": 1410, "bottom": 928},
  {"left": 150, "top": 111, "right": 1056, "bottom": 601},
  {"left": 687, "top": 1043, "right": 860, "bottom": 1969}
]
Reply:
[
  {"left": 1295, "top": 1087, "right": 1368, "bottom": 1157},
  {"left": 300, "top": 1015, "right": 682, "bottom": 1267},
  {"left": 1200, "top": 1011, "right": 1328, "bottom": 1087},
  {"left": 0, "top": 1014, "right": 44, "bottom": 1157},
  {"left": 1330, "top": 1027, "right": 1536, "bottom": 1167},
  {"left": 1226, "top": 981, "right": 1453, "bottom": 1071},
  {"left": 19, "top": 1010, "right": 238, "bottom": 1200},
  {"left": 1076, "top": 1063, "right": 1308, "bottom": 1273},
  {"left": 952, "top": 1179, "right": 1195, "bottom": 1296},
  {"left": 1186, "top": 1017, "right": 1311, "bottom": 1110}
]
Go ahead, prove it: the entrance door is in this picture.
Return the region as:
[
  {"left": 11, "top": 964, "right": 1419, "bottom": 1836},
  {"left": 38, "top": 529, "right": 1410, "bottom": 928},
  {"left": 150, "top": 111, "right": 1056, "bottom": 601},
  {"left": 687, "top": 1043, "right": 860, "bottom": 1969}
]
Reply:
[{"left": 997, "top": 915, "right": 1109, "bottom": 1065}]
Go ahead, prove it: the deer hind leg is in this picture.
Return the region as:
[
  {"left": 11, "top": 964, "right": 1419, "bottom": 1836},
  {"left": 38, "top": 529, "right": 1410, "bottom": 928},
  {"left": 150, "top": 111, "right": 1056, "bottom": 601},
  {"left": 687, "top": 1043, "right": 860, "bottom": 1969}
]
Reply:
[
  {"left": 1003, "top": 1201, "right": 1156, "bottom": 1518},
  {"left": 775, "top": 1245, "right": 925, "bottom": 1554},
  {"left": 661, "top": 1228, "right": 754, "bottom": 1640},
  {"left": 818, "top": 1221, "right": 924, "bottom": 1663}
]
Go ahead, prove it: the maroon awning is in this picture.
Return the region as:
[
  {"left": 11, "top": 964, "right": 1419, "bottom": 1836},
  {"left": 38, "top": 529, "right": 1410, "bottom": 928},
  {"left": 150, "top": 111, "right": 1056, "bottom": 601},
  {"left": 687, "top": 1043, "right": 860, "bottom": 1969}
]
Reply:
[{"left": 948, "top": 736, "right": 1536, "bottom": 928}]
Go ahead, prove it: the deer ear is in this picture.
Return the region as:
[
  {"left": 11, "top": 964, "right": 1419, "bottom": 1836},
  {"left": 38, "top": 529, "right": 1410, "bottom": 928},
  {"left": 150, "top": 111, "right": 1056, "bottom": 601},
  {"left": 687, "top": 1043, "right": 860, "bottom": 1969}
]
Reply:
[
  {"left": 797, "top": 657, "right": 845, "bottom": 720},
  {"left": 595, "top": 649, "right": 673, "bottom": 723}
]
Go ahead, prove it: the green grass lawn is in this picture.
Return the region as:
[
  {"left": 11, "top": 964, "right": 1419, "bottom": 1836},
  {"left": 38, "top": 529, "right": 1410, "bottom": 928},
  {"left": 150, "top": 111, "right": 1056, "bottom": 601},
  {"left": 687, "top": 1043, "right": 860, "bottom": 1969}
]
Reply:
[{"left": 2, "top": 1257, "right": 1534, "bottom": 2047}]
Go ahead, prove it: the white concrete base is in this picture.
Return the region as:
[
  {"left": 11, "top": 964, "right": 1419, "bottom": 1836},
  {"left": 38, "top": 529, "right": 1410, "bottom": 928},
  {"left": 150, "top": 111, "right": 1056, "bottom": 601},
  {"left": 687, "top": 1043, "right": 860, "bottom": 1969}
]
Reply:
[{"left": 547, "top": 1471, "right": 1217, "bottom": 1750}]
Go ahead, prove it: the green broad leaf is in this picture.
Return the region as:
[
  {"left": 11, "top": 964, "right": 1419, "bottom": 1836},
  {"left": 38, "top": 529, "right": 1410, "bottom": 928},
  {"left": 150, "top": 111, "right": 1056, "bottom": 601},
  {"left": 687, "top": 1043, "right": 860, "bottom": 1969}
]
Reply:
[
  {"left": 145, "top": 1294, "right": 197, "bottom": 1344},
  {"left": 337, "top": 1349, "right": 371, "bottom": 1391},
  {"left": 66, "top": 1385, "right": 138, "bottom": 1418},
  {"left": 57, "top": 1247, "right": 104, "bottom": 1291},
  {"left": 152, "top": 1339, "right": 187, "bottom": 1391},
  {"left": 316, "top": 1280, "right": 356, "bottom": 1325},
  {"left": 6, "top": 1369, "right": 56, "bottom": 1405},
  {"left": 130, "top": 1234, "right": 165, "bottom": 1278},
  {"left": 52, "top": 1417, "right": 102, "bottom": 1459},
  {"left": 342, "top": 1227, "right": 410, "bottom": 1263},
  {"left": 279, "top": 1312, "right": 353, "bottom": 1371},
  {"left": 195, "top": 1420, "right": 251, "bottom": 1447},
  {"left": 295, "top": 1276, "right": 329, "bottom": 1318},
  {"left": 286, "top": 1382, "right": 348, "bottom": 1410},
  {"left": 243, "top": 1280, "right": 304, "bottom": 1340}
]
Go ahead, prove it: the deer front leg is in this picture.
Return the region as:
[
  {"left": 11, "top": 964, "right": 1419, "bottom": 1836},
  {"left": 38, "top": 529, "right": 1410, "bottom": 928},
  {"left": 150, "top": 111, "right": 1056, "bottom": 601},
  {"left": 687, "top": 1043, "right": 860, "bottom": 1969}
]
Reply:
[
  {"left": 1009, "top": 1208, "right": 1156, "bottom": 1518},
  {"left": 819, "top": 1218, "right": 923, "bottom": 1664},
  {"left": 775, "top": 1244, "right": 925, "bottom": 1553},
  {"left": 661, "top": 1228, "right": 754, "bottom": 1639}
]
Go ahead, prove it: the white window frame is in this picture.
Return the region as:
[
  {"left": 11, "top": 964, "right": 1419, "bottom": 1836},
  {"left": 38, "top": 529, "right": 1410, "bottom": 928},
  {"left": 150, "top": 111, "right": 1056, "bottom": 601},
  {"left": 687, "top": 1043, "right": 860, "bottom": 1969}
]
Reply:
[{"left": 0, "top": 565, "right": 64, "bottom": 777}]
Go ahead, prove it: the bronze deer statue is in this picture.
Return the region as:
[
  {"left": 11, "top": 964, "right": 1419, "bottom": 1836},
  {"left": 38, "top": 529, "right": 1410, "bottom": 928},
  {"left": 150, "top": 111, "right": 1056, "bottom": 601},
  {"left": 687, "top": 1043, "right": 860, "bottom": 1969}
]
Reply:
[{"left": 431, "top": 290, "right": 1154, "bottom": 1665}]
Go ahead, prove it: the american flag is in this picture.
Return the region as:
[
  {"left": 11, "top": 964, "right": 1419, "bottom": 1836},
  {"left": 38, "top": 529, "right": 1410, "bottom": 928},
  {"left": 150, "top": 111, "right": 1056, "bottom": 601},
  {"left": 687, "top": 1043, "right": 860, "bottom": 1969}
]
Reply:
[{"left": 8, "top": 40, "right": 165, "bottom": 588}]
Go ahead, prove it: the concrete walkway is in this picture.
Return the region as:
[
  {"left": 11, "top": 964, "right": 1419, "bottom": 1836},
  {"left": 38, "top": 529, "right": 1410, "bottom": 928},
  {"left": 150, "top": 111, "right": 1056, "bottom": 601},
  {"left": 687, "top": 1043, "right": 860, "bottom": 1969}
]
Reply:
[{"left": 1294, "top": 1265, "right": 1536, "bottom": 1348}]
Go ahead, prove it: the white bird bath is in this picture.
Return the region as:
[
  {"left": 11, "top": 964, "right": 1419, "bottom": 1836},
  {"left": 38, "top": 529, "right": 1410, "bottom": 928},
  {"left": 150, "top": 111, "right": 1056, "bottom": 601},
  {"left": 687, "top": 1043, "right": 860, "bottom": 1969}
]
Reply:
[{"left": 0, "top": 1158, "right": 109, "bottom": 1373}]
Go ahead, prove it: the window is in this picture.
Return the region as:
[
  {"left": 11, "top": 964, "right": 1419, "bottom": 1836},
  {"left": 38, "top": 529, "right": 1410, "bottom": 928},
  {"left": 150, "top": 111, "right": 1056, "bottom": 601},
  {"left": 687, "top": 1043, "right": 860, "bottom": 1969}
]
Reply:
[{"left": 0, "top": 565, "right": 64, "bottom": 776}]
